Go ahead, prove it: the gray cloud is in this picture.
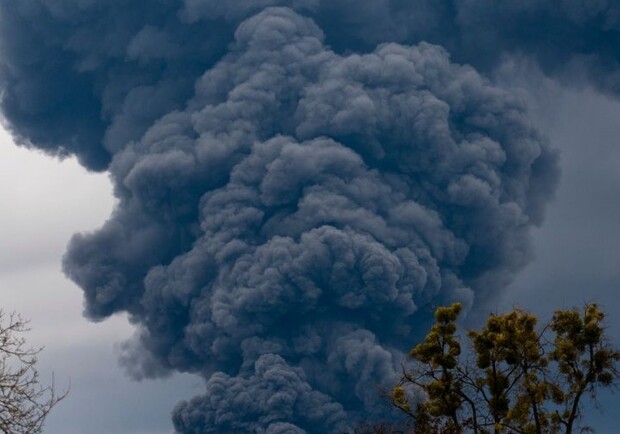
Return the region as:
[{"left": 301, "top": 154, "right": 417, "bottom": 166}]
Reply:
[
  {"left": 1, "top": 1, "right": 618, "bottom": 171},
  {"left": 61, "top": 8, "right": 557, "bottom": 432},
  {"left": 0, "top": 0, "right": 232, "bottom": 169},
  {"left": 0, "top": 3, "right": 567, "bottom": 433},
  {"left": 172, "top": 354, "right": 349, "bottom": 434}
]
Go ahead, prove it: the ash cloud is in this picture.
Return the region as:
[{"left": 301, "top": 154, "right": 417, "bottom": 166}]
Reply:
[
  {"left": 1, "top": 1, "right": 618, "bottom": 172},
  {"left": 309, "top": 1, "right": 620, "bottom": 94},
  {"left": 0, "top": 0, "right": 233, "bottom": 169},
  {"left": 172, "top": 354, "right": 350, "bottom": 433},
  {"left": 69, "top": 8, "right": 556, "bottom": 431},
  {"left": 0, "top": 2, "right": 572, "bottom": 433}
]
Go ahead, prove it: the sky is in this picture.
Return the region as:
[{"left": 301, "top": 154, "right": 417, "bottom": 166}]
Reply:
[
  {"left": 501, "top": 81, "right": 620, "bottom": 432},
  {"left": 1, "top": 2, "right": 620, "bottom": 433},
  {"left": 0, "top": 127, "right": 201, "bottom": 434}
]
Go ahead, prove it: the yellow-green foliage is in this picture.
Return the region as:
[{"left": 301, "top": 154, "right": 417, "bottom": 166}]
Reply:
[{"left": 391, "top": 304, "right": 619, "bottom": 434}]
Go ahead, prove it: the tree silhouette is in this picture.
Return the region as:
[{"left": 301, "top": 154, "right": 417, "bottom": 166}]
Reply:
[
  {"left": 0, "top": 310, "right": 67, "bottom": 433},
  {"left": 389, "top": 303, "right": 619, "bottom": 434}
]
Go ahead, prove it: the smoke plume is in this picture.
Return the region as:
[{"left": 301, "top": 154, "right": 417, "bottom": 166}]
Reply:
[
  {"left": 0, "top": 1, "right": 598, "bottom": 432},
  {"left": 1, "top": 1, "right": 619, "bottom": 172}
]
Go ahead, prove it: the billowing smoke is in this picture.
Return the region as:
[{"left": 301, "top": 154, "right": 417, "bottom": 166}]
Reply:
[
  {"left": 1, "top": 1, "right": 619, "bottom": 172},
  {"left": 0, "top": 1, "right": 573, "bottom": 433}
]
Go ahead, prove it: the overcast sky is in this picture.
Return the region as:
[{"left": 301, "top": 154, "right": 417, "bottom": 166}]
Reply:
[
  {"left": 1, "top": 78, "right": 619, "bottom": 432},
  {"left": 0, "top": 127, "right": 201, "bottom": 434},
  {"left": 501, "top": 83, "right": 620, "bottom": 432}
]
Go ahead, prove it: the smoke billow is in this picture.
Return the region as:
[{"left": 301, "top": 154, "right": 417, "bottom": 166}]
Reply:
[
  {"left": 0, "top": 1, "right": 594, "bottom": 432},
  {"left": 1, "top": 1, "right": 619, "bottom": 171}
]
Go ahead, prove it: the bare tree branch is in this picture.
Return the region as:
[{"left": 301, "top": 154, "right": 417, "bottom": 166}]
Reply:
[{"left": 0, "top": 310, "right": 68, "bottom": 434}]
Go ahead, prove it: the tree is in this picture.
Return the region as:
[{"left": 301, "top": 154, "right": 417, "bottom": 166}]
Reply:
[
  {"left": 0, "top": 310, "right": 67, "bottom": 433},
  {"left": 390, "top": 303, "right": 619, "bottom": 434}
]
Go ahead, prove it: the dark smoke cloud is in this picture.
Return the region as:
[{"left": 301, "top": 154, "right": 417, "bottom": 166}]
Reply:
[
  {"left": 0, "top": 1, "right": 571, "bottom": 433},
  {"left": 311, "top": 1, "right": 620, "bottom": 95},
  {"left": 172, "top": 354, "right": 350, "bottom": 433},
  {"left": 454, "top": 1, "right": 620, "bottom": 93},
  {"left": 0, "top": 0, "right": 232, "bottom": 169},
  {"left": 64, "top": 8, "right": 555, "bottom": 431},
  {"left": 1, "top": 0, "right": 618, "bottom": 171}
]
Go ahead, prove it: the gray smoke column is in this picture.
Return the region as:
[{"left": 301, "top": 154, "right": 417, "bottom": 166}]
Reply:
[{"left": 0, "top": 3, "right": 562, "bottom": 433}]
